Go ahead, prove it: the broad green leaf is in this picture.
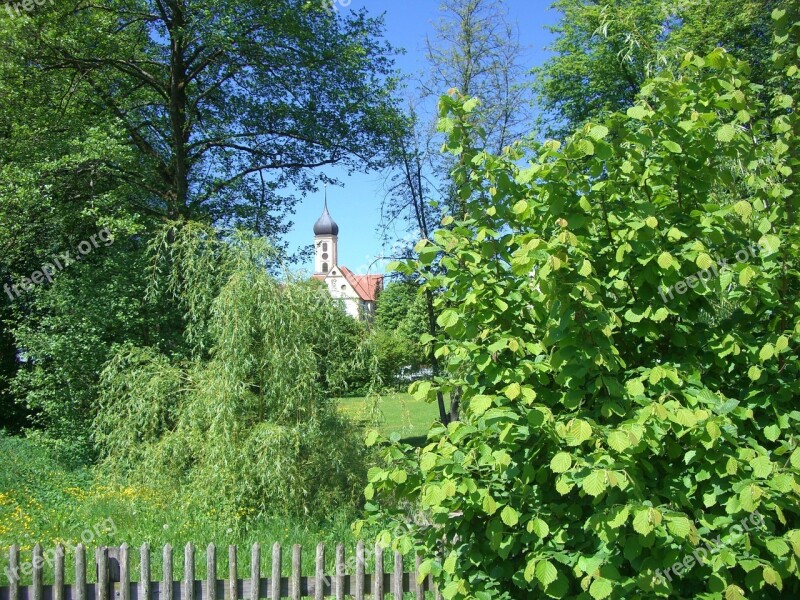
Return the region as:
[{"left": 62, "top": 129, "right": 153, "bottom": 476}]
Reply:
[
  {"left": 505, "top": 382, "right": 521, "bottom": 400},
  {"left": 501, "top": 505, "right": 519, "bottom": 527},
  {"left": 524, "top": 558, "right": 536, "bottom": 583},
  {"left": 764, "top": 424, "right": 781, "bottom": 441},
  {"left": 626, "top": 380, "right": 645, "bottom": 396},
  {"left": 550, "top": 452, "right": 572, "bottom": 473},
  {"left": 667, "top": 515, "right": 692, "bottom": 539},
  {"left": 627, "top": 105, "right": 649, "bottom": 120},
  {"left": 470, "top": 395, "right": 493, "bottom": 416},
  {"left": 608, "top": 430, "right": 630, "bottom": 452},
  {"left": 657, "top": 252, "right": 675, "bottom": 269},
  {"left": 633, "top": 509, "right": 653, "bottom": 535},
  {"left": 716, "top": 124, "right": 736, "bottom": 143},
  {"left": 589, "top": 578, "right": 613, "bottom": 600},
  {"left": 588, "top": 124, "right": 609, "bottom": 140},
  {"left": 482, "top": 494, "right": 498, "bottom": 515},
  {"left": 751, "top": 456, "right": 772, "bottom": 478},
  {"left": 767, "top": 538, "right": 790, "bottom": 557},
  {"left": 565, "top": 419, "right": 593, "bottom": 446},
  {"left": 437, "top": 310, "right": 459, "bottom": 328},
  {"left": 582, "top": 470, "right": 607, "bottom": 497},
  {"left": 535, "top": 560, "right": 558, "bottom": 587},
  {"left": 530, "top": 518, "right": 550, "bottom": 538},
  {"left": 725, "top": 585, "right": 745, "bottom": 600}
]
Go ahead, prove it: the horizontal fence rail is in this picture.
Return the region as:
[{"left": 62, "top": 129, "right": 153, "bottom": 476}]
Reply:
[{"left": 0, "top": 543, "right": 442, "bottom": 600}]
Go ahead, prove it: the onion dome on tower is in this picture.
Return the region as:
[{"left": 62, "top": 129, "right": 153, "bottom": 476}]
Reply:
[{"left": 313, "top": 200, "right": 339, "bottom": 236}]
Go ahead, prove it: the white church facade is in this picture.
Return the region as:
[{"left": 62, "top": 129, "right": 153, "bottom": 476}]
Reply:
[{"left": 312, "top": 201, "right": 383, "bottom": 319}]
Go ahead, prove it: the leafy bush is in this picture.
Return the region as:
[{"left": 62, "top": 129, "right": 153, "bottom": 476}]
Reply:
[
  {"left": 361, "top": 11, "right": 800, "bottom": 600},
  {"left": 373, "top": 280, "right": 429, "bottom": 388},
  {"left": 95, "top": 224, "right": 370, "bottom": 521}
]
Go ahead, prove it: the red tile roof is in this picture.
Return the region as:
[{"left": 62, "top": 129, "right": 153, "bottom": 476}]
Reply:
[{"left": 338, "top": 266, "right": 383, "bottom": 301}]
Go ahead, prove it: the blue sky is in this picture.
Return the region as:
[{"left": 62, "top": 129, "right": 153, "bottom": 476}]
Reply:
[{"left": 284, "top": 0, "right": 561, "bottom": 275}]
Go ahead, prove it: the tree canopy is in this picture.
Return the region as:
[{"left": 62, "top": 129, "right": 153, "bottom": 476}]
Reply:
[{"left": 364, "top": 8, "right": 800, "bottom": 599}]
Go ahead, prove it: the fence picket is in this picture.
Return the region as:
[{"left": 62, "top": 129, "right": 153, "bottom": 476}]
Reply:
[
  {"left": 163, "top": 545, "right": 173, "bottom": 600},
  {"left": 75, "top": 545, "right": 86, "bottom": 600},
  {"left": 185, "top": 544, "right": 195, "bottom": 600},
  {"left": 354, "top": 541, "right": 364, "bottom": 600},
  {"left": 334, "top": 544, "right": 344, "bottom": 600},
  {"left": 31, "top": 545, "right": 43, "bottom": 600},
  {"left": 97, "top": 546, "right": 108, "bottom": 600},
  {"left": 249, "top": 544, "right": 259, "bottom": 600},
  {"left": 314, "top": 544, "right": 324, "bottom": 600},
  {"left": 373, "top": 544, "right": 383, "bottom": 600},
  {"left": 290, "top": 545, "right": 300, "bottom": 600},
  {"left": 414, "top": 555, "right": 423, "bottom": 600},
  {"left": 207, "top": 544, "right": 216, "bottom": 600},
  {"left": 120, "top": 544, "right": 130, "bottom": 600},
  {"left": 270, "top": 544, "right": 280, "bottom": 600},
  {"left": 140, "top": 545, "right": 150, "bottom": 600},
  {"left": 54, "top": 544, "right": 65, "bottom": 600},
  {"left": 227, "top": 546, "right": 237, "bottom": 600},
  {"left": 392, "top": 552, "right": 402, "bottom": 599},
  {"left": 8, "top": 545, "right": 19, "bottom": 600}
]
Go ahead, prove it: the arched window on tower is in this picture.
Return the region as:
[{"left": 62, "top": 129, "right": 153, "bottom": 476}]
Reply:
[
  {"left": 323, "top": 242, "right": 328, "bottom": 252},
  {"left": 322, "top": 262, "right": 329, "bottom": 273}
]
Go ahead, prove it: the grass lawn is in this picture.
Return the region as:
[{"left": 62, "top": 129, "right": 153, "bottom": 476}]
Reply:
[
  {"left": 0, "top": 395, "right": 441, "bottom": 583},
  {"left": 337, "top": 392, "right": 441, "bottom": 444}
]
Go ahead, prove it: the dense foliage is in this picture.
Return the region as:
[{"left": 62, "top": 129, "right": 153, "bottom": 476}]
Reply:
[
  {"left": 0, "top": 0, "right": 401, "bottom": 448},
  {"left": 95, "top": 225, "right": 370, "bottom": 520},
  {"left": 372, "top": 280, "right": 429, "bottom": 388},
  {"left": 533, "top": 0, "right": 785, "bottom": 139},
  {"left": 363, "top": 10, "right": 800, "bottom": 599}
]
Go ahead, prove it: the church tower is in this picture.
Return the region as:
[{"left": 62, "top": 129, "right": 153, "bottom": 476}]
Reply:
[{"left": 313, "top": 197, "right": 338, "bottom": 275}]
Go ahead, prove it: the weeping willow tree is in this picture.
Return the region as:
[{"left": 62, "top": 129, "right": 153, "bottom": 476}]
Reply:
[{"left": 95, "top": 223, "right": 371, "bottom": 520}]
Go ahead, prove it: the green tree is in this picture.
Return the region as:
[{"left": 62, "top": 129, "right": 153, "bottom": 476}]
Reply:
[
  {"left": 10, "top": 237, "right": 184, "bottom": 464},
  {"left": 533, "top": 0, "right": 786, "bottom": 139},
  {"left": 373, "top": 280, "right": 429, "bottom": 387},
  {"left": 2, "top": 0, "right": 401, "bottom": 234},
  {"left": 363, "top": 10, "right": 800, "bottom": 599},
  {"left": 96, "top": 224, "right": 369, "bottom": 520}
]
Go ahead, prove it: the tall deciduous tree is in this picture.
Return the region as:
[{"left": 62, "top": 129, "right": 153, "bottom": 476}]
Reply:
[
  {"left": 424, "top": 0, "right": 532, "bottom": 155},
  {"left": 381, "top": 0, "right": 531, "bottom": 423},
  {"left": 364, "top": 10, "right": 800, "bottom": 598},
  {"left": 533, "top": 0, "right": 786, "bottom": 139},
  {"left": 5, "top": 0, "right": 402, "bottom": 233}
]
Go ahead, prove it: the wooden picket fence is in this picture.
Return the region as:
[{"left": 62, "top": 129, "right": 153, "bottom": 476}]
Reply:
[{"left": 0, "top": 542, "right": 442, "bottom": 600}]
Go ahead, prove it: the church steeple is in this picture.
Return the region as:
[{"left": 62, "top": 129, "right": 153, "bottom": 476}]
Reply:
[
  {"left": 313, "top": 191, "right": 338, "bottom": 274},
  {"left": 313, "top": 197, "right": 339, "bottom": 236}
]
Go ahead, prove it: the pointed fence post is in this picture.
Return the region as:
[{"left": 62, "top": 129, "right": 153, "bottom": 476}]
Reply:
[
  {"left": 207, "top": 544, "right": 217, "bottom": 600},
  {"left": 54, "top": 544, "right": 65, "bottom": 600},
  {"left": 140, "top": 545, "right": 151, "bottom": 600},
  {"left": 314, "top": 544, "right": 325, "bottom": 600},
  {"left": 163, "top": 545, "right": 173, "bottom": 600},
  {"left": 227, "top": 546, "right": 237, "bottom": 600},
  {"left": 75, "top": 545, "right": 86, "bottom": 600},
  {"left": 372, "top": 544, "right": 383, "bottom": 600}
]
